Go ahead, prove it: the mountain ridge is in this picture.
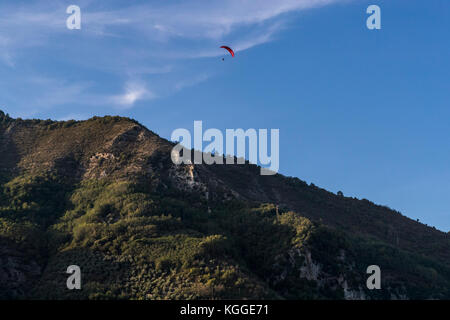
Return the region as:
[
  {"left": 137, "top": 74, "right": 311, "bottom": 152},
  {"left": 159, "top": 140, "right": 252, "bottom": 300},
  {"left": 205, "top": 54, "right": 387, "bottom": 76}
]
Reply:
[{"left": 0, "top": 111, "right": 449, "bottom": 299}]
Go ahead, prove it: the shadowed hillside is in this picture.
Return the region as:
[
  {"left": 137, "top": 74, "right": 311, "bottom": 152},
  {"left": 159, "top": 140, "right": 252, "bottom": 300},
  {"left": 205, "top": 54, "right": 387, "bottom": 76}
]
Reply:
[{"left": 0, "top": 111, "right": 449, "bottom": 300}]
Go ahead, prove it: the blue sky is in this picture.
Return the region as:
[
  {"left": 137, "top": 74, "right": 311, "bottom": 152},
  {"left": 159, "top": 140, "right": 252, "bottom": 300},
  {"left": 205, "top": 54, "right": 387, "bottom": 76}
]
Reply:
[{"left": 0, "top": 0, "right": 449, "bottom": 231}]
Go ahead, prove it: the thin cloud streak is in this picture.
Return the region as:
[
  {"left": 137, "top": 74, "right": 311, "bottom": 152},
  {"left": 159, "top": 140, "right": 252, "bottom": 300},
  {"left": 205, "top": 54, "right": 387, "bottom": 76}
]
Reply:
[
  {"left": 0, "top": 0, "right": 344, "bottom": 54},
  {"left": 0, "top": 0, "right": 346, "bottom": 113},
  {"left": 110, "top": 81, "right": 156, "bottom": 109}
]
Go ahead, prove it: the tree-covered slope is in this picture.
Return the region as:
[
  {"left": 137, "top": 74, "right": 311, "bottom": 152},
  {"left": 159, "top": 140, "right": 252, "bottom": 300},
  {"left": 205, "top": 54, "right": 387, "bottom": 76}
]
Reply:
[{"left": 0, "top": 111, "right": 449, "bottom": 299}]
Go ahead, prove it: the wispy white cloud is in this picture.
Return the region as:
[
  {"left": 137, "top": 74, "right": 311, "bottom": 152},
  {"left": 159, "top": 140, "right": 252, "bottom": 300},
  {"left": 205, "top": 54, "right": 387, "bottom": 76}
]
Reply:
[
  {"left": 30, "top": 77, "right": 89, "bottom": 108},
  {"left": 175, "top": 74, "right": 211, "bottom": 91},
  {"left": 110, "top": 81, "right": 156, "bottom": 109},
  {"left": 0, "top": 0, "right": 345, "bottom": 113},
  {"left": 0, "top": 0, "right": 343, "bottom": 56},
  {"left": 0, "top": 52, "right": 14, "bottom": 68},
  {"left": 0, "top": 75, "right": 98, "bottom": 118},
  {"left": 125, "top": 65, "right": 174, "bottom": 77}
]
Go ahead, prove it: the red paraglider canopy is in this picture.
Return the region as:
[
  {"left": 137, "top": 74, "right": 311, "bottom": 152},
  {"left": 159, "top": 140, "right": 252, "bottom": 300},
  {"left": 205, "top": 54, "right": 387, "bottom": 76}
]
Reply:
[{"left": 220, "top": 46, "right": 235, "bottom": 57}]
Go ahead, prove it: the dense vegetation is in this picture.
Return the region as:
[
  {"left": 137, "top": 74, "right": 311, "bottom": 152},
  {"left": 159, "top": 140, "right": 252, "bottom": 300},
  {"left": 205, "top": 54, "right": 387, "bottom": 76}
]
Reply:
[{"left": 0, "top": 111, "right": 449, "bottom": 300}]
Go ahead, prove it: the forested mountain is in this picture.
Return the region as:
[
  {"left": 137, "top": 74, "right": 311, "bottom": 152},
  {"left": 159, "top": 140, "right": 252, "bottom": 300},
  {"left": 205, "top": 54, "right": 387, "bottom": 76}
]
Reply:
[{"left": 1, "top": 110, "right": 449, "bottom": 300}]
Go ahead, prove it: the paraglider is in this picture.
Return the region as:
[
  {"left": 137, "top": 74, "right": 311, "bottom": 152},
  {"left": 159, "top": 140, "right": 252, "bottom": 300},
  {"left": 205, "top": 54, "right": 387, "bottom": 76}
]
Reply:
[{"left": 220, "top": 46, "right": 235, "bottom": 57}]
